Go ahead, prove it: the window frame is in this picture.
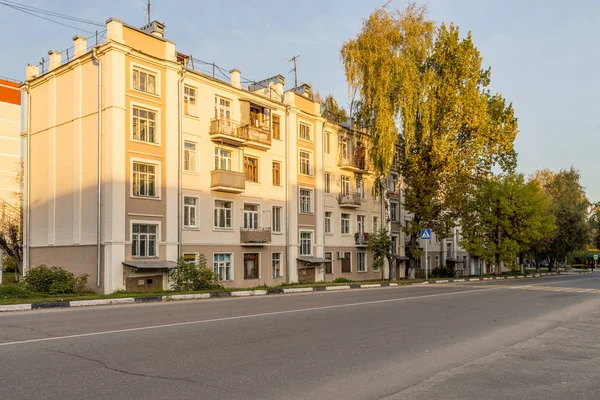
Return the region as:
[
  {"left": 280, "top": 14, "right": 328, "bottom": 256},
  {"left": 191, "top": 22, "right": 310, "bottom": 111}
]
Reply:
[
  {"left": 390, "top": 201, "right": 399, "bottom": 222},
  {"left": 244, "top": 155, "right": 259, "bottom": 183},
  {"left": 213, "top": 252, "right": 233, "bottom": 281},
  {"left": 130, "top": 220, "right": 161, "bottom": 259},
  {"left": 184, "top": 141, "right": 198, "bottom": 173},
  {"left": 324, "top": 252, "right": 333, "bottom": 274},
  {"left": 131, "top": 157, "right": 161, "bottom": 200},
  {"left": 183, "top": 196, "right": 198, "bottom": 229},
  {"left": 272, "top": 114, "right": 281, "bottom": 140},
  {"left": 341, "top": 175, "right": 350, "bottom": 196},
  {"left": 214, "top": 147, "right": 233, "bottom": 171},
  {"left": 131, "top": 103, "right": 160, "bottom": 145},
  {"left": 272, "top": 252, "right": 283, "bottom": 278},
  {"left": 373, "top": 216, "right": 380, "bottom": 233},
  {"left": 214, "top": 199, "right": 234, "bottom": 230},
  {"left": 357, "top": 251, "right": 367, "bottom": 272},
  {"left": 341, "top": 213, "right": 351, "bottom": 235},
  {"left": 243, "top": 252, "right": 261, "bottom": 280},
  {"left": 272, "top": 161, "right": 282, "bottom": 186},
  {"left": 131, "top": 64, "right": 160, "bottom": 96},
  {"left": 183, "top": 253, "right": 199, "bottom": 263},
  {"left": 341, "top": 251, "right": 352, "bottom": 273},
  {"left": 325, "top": 132, "right": 331, "bottom": 154},
  {"left": 357, "top": 215, "right": 366, "bottom": 235},
  {"left": 272, "top": 206, "right": 283, "bottom": 233},
  {"left": 299, "top": 230, "right": 314, "bottom": 256},
  {"left": 324, "top": 172, "right": 332, "bottom": 194},
  {"left": 325, "top": 211, "right": 333, "bottom": 234},
  {"left": 298, "top": 121, "right": 313, "bottom": 142},
  {"left": 243, "top": 203, "right": 260, "bottom": 229},
  {"left": 299, "top": 187, "right": 314, "bottom": 214},
  {"left": 183, "top": 85, "right": 198, "bottom": 117},
  {"left": 298, "top": 149, "right": 313, "bottom": 176}
]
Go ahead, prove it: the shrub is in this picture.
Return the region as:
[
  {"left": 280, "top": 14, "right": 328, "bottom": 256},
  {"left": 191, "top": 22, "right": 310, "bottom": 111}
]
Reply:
[
  {"left": 2, "top": 254, "right": 17, "bottom": 273},
  {"left": 170, "top": 255, "right": 223, "bottom": 291},
  {"left": 333, "top": 277, "right": 353, "bottom": 283},
  {"left": 431, "top": 266, "right": 454, "bottom": 278},
  {"left": 24, "top": 265, "right": 89, "bottom": 294}
]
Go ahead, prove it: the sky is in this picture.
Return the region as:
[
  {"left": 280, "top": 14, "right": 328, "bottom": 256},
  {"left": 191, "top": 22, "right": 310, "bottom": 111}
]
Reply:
[{"left": 1, "top": 0, "right": 599, "bottom": 201}]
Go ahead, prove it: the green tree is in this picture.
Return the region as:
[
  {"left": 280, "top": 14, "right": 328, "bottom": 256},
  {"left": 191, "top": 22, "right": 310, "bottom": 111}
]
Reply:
[
  {"left": 590, "top": 203, "right": 600, "bottom": 250},
  {"left": 367, "top": 228, "right": 393, "bottom": 281},
  {"left": 341, "top": 3, "right": 518, "bottom": 275},
  {"left": 170, "top": 255, "right": 222, "bottom": 291},
  {"left": 320, "top": 94, "right": 348, "bottom": 123},
  {"left": 460, "top": 174, "right": 555, "bottom": 275}
]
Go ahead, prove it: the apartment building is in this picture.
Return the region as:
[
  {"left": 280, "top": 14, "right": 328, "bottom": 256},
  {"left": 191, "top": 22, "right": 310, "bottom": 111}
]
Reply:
[{"left": 0, "top": 77, "right": 21, "bottom": 205}]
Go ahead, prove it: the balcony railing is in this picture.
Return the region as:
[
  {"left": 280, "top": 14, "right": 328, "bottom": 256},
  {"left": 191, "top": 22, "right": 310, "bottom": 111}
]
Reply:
[
  {"left": 339, "top": 155, "right": 367, "bottom": 171},
  {"left": 210, "top": 169, "right": 245, "bottom": 193},
  {"left": 240, "top": 227, "right": 271, "bottom": 245},
  {"left": 238, "top": 123, "right": 272, "bottom": 148},
  {"left": 209, "top": 118, "right": 246, "bottom": 143},
  {"left": 210, "top": 118, "right": 271, "bottom": 149},
  {"left": 337, "top": 192, "right": 362, "bottom": 208},
  {"left": 354, "top": 232, "right": 371, "bottom": 246}
]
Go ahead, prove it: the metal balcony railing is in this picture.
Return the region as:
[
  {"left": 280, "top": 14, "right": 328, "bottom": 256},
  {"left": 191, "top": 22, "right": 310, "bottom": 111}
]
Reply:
[
  {"left": 339, "top": 154, "right": 367, "bottom": 171},
  {"left": 337, "top": 192, "right": 362, "bottom": 207},
  {"left": 238, "top": 123, "right": 271, "bottom": 147},
  {"left": 354, "top": 232, "right": 371, "bottom": 246},
  {"left": 240, "top": 227, "right": 271, "bottom": 244},
  {"left": 209, "top": 118, "right": 246, "bottom": 141}
]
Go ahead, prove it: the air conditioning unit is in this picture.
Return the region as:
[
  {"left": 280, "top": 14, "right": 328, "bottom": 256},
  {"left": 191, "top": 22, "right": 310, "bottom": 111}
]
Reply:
[{"left": 337, "top": 251, "right": 345, "bottom": 260}]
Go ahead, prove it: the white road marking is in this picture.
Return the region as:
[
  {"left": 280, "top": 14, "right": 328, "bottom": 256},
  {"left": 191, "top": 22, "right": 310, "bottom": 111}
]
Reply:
[{"left": 0, "top": 287, "right": 498, "bottom": 348}]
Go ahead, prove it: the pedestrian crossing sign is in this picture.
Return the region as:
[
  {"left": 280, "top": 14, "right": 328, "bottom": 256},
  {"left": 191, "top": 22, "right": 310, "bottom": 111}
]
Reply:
[{"left": 421, "top": 229, "right": 432, "bottom": 240}]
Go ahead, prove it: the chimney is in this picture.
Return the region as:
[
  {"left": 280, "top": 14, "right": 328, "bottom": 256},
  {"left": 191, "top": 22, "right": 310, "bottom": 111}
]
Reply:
[
  {"left": 230, "top": 69, "right": 241, "bottom": 89},
  {"left": 48, "top": 50, "right": 61, "bottom": 71},
  {"left": 26, "top": 64, "right": 40, "bottom": 81},
  {"left": 73, "top": 35, "right": 87, "bottom": 57},
  {"left": 140, "top": 21, "right": 165, "bottom": 38}
]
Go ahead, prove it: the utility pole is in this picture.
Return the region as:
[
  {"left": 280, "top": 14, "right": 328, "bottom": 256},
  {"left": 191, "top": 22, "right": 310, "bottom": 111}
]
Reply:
[
  {"left": 289, "top": 55, "right": 300, "bottom": 88},
  {"left": 147, "top": 0, "right": 151, "bottom": 24}
]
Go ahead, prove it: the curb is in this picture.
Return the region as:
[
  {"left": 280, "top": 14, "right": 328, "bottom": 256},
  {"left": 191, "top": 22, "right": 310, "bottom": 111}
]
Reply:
[{"left": 1, "top": 271, "right": 592, "bottom": 313}]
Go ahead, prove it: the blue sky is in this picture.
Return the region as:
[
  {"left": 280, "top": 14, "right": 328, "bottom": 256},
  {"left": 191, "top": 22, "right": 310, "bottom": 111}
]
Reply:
[{"left": 1, "top": 0, "right": 598, "bottom": 201}]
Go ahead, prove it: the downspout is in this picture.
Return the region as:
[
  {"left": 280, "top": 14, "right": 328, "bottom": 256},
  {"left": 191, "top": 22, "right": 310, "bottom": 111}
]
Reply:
[
  {"left": 177, "top": 68, "right": 186, "bottom": 260},
  {"left": 321, "top": 121, "right": 326, "bottom": 279},
  {"left": 92, "top": 48, "right": 102, "bottom": 288},
  {"left": 285, "top": 105, "right": 291, "bottom": 282},
  {"left": 24, "top": 83, "right": 31, "bottom": 277}
]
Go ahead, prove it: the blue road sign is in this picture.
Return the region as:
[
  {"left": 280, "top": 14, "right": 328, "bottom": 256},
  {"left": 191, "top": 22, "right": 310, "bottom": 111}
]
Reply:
[{"left": 421, "top": 229, "right": 432, "bottom": 240}]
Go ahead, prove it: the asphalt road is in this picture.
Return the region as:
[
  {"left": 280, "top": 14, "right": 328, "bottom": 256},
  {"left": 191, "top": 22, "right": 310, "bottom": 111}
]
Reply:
[{"left": 1, "top": 273, "right": 600, "bottom": 399}]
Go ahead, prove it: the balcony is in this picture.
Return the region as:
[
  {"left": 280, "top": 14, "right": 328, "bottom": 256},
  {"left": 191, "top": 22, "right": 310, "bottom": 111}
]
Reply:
[
  {"left": 210, "top": 169, "right": 245, "bottom": 193},
  {"left": 240, "top": 227, "right": 271, "bottom": 245},
  {"left": 209, "top": 118, "right": 246, "bottom": 147},
  {"left": 354, "top": 232, "right": 371, "bottom": 247},
  {"left": 238, "top": 120, "right": 271, "bottom": 150},
  {"left": 337, "top": 192, "right": 362, "bottom": 208},
  {"left": 338, "top": 154, "right": 368, "bottom": 173}
]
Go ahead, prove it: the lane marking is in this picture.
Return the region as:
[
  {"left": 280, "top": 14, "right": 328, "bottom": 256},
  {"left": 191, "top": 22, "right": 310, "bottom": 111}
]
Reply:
[{"left": 0, "top": 287, "right": 498, "bottom": 348}]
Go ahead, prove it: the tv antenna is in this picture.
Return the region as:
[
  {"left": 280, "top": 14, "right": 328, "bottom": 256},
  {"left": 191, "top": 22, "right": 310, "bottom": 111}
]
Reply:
[
  {"left": 146, "top": 0, "right": 151, "bottom": 24},
  {"left": 289, "top": 55, "right": 300, "bottom": 88}
]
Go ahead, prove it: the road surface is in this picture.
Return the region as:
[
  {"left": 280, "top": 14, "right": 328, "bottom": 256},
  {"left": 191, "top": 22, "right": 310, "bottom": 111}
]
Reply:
[{"left": 1, "top": 273, "right": 600, "bottom": 399}]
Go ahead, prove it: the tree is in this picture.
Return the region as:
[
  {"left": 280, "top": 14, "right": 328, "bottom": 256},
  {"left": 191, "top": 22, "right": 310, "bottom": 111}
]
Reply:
[
  {"left": 320, "top": 94, "right": 348, "bottom": 123},
  {"left": 531, "top": 167, "right": 590, "bottom": 269},
  {"left": 367, "top": 228, "right": 393, "bottom": 281},
  {"left": 341, "top": 3, "right": 518, "bottom": 275},
  {"left": 590, "top": 202, "right": 600, "bottom": 250},
  {"left": 460, "top": 174, "right": 555, "bottom": 274},
  {"left": 1, "top": 159, "right": 23, "bottom": 278}
]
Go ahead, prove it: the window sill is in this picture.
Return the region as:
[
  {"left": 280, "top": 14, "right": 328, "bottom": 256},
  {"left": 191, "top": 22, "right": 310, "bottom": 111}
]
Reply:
[
  {"left": 183, "top": 113, "right": 199, "bottom": 119},
  {"left": 272, "top": 275, "right": 283, "bottom": 279},
  {"left": 243, "top": 278, "right": 261, "bottom": 280},
  {"left": 213, "top": 228, "right": 235, "bottom": 232},
  {"left": 183, "top": 171, "right": 200, "bottom": 175},
  {"left": 131, "top": 88, "right": 161, "bottom": 98},
  {"left": 132, "top": 256, "right": 159, "bottom": 259},
  {"left": 183, "top": 227, "right": 200, "bottom": 231},
  {"left": 130, "top": 138, "right": 161, "bottom": 147},
  {"left": 130, "top": 195, "right": 161, "bottom": 201},
  {"left": 299, "top": 173, "right": 314, "bottom": 178},
  {"left": 298, "top": 138, "right": 314, "bottom": 144},
  {"left": 272, "top": 232, "right": 284, "bottom": 235},
  {"left": 299, "top": 212, "right": 315, "bottom": 215},
  {"left": 246, "top": 181, "right": 261, "bottom": 185},
  {"left": 357, "top": 270, "right": 368, "bottom": 273}
]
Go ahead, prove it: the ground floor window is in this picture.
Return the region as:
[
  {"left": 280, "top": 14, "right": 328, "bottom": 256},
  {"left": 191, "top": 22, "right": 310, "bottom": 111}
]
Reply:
[
  {"left": 132, "top": 224, "right": 157, "bottom": 257},
  {"left": 357, "top": 252, "right": 366, "bottom": 272},
  {"left": 272, "top": 253, "right": 282, "bottom": 278},
  {"left": 244, "top": 253, "right": 260, "bottom": 279},
  {"left": 183, "top": 253, "right": 198, "bottom": 263},
  {"left": 324, "top": 252, "right": 333, "bottom": 274},
  {"left": 213, "top": 253, "right": 232, "bottom": 281},
  {"left": 300, "top": 231, "right": 313, "bottom": 256},
  {"left": 341, "top": 252, "right": 351, "bottom": 273}
]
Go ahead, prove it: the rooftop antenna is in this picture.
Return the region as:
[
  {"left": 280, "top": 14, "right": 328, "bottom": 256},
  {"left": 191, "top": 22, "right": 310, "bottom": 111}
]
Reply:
[
  {"left": 146, "top": 0, "right": 151, "bottom": 24},
  {"left": 289, "top": 55, "right": 300, "bottom": 88}
]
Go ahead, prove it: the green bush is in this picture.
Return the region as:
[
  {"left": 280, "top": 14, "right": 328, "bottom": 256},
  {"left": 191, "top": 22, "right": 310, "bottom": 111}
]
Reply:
[
  {"left": 333, "top": 277, "right": 353, "bottom": 283},
  {"left": 170, "top": 255, "right": 223, "bottom": 291},
  {"left": 431, "top": 266, "right": 454, "bottom": 278},
  {"left": 2, "top": 254, "right": 17, "bottom": 273},
  {"left": 24, "top": 265, "right": 89, "bottom": 294}
]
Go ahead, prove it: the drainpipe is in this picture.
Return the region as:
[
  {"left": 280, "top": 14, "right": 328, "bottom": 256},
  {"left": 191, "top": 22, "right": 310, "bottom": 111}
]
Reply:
[
  {"left": 92, "top": 48, "right": 102, "bottom": 288},
  {"left": 321, "top": 121, "right": 326, "bottom": 280},
  {"left": 24, "top": 83, "right": 31, "bottom": 277},
  {"left": 177, "top": 68, "right": 186, "bottom": 260},
  {"left": 285, "top": 105, "right": 291, "bottom": 282}
]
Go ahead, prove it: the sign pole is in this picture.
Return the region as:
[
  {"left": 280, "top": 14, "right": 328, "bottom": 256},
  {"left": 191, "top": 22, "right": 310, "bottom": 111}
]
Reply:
[{"left": 425, "top": 238, "right": 428, "bottom": 280}]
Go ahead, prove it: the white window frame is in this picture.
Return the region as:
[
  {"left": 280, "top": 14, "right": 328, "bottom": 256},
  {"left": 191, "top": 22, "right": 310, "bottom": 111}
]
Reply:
[
  {"left": 272, "top": 252, "right": 283, "bottom": 278},
  {"left": 299, "top": 187, "right": 314, "bottom": 214},
  {"left": 373, "top": 216, "right": 380, "bottom": 233},
  {"left": 213, "top": 252, "right": 233, "bottom": 281},
  {"left": 131, "top": 63, "right": 160, "bottom": 96},
  {"left": 183, "top": 196, "right": 198, "bottom": 228},
  {"left": 184, "top": 141, "right": 197, "bottom": 173},
  {"left": 131, "top": 102, "right": 160, "bottom": 145},
  {"left": 357, "top": 215, "right": 366, "bottom": 235},
  {"left": 341, "top": 175, "right": 350, "bottom": 196},
  {"left": 214, "top": 199, "right": 233, "bottom": 230},
  {"left": 324, "top": 172, "right": 332, "bottom": 194},
  {"left": 299, "top": 149, "right": 313, "bottom": 176},
  {"left": 341, "top": 213, "right": 351, "bottom": 235},
  {"left": 183, "top": 85, "right": 197, "bottom": 116},
  {"left": 243, "top": 203, "right": 260, "bottom": 229},
  {"left": 324, "top": 252, "right": 333, "bottom": 274},
  {"left": 357, "top": 251, "right": 367, "bottom": 272},
  {"left": 299, "top": 230, "right": 313, "bottom": 256},
  {"left": 243, "top": 252, "right": 261, "bottom": 280},
  {"left": 325, "top": 211, "right": 333, "bottom": 234},
  {"left": 299, "top": 121, "right": 313, "bottom": 142},
  {"left": 130, "top": 219, "right": 161, "bottom": 258},
  {"left": 214, "top": 147, "right": 233, "bottom": 171},
  {"left": 272, "top": 206, "right": 282, "bottom": 233},
  {"left": 325, "top": 132, "right": 331, "bottom": 154},
  {"left": 215, "top": 96, "right": 232, "bottom": 123},
  {"left": 390, "top": 201, "right": 398, "bottom": 222},
  {"left": 391, "top": 235, "right": 398, "bottom": 256},
  {"left": 131, "top": 157, "right": 161, "bottom": 200}
]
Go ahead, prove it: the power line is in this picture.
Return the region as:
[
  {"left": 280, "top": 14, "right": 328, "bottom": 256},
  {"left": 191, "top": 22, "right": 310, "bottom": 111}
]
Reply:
[
  {"left": 0, "top": 0, "right": 104, "bottom": 26},
  {"left": 0, "top": 1, "right": 103, "bottom": 33}
]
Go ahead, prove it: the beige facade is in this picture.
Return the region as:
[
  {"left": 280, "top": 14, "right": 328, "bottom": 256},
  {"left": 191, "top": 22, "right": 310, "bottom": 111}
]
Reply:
[{"left": 0, "top": 78, "right": 21, "bottom": 206}]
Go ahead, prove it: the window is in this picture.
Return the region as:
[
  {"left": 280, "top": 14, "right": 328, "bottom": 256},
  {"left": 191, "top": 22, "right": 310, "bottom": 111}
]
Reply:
[
  {"left": 357, "top": 215, "right": 365, "bottom": 235},
  {"left": 324, "top": 172, "right": 332, "bottom": 194},
  {"left": 214, "top": 200, "right": 232, "bottom": 229},
  {"left": 324, "top": 252, "right": 333, "bottom": 274},
  {"left": 341, "top": 252, "right": 351, "bottom": 273},
  {"left": 244, "top": 156, "right": 259, "bottom": 182},
  {"left": 299, "top": 150, "right": 312, "bottom": 176},
  {"left": 390, "top": 201, "right": 398, "bottom": 222},
  {"left": 243, "top": 253, "right": 260, "bottom": 279},
  {"left": 132, "top": 224, "right": 157, "bottom": 257},
  {"left": 272, "top": 253, "right": 282, "bottom": 278},
  {"left": 133, "top": 162, "right": 156, "bottom": 197},
  {"left": 325, "top": 212, "right": 332, "bottom": 234},
  {"left": 341, "top": 175, "right": 350, "bottom": 196},
  {"left": 132, "top": 68, "right": 157, "bottom": 94},
  {"left": 325, "top": 132, "right": 331, "bottom": 154},
  {"left": 243, "top": 204, "right": 259, "bottom": 229},
  {"left": 390, "top": 173, "right": 399, "bottom": 192},
  {"left": 183, "top": 253, "right": 197, "bottom": 263},
  {"left": 184, "top": 85, "right": 197, "bottom": 116},
  {"left": 435, "top": 255, "right": 440, "bottom": 267},
  {"left": 341, "top": 213, "right": 350, "bottom": 234},
  {"left": 216, "top": 97, "right": 231, "bottom": 123},
  {"left": 373, "top": 216, "right": 380, "bottom": 233},
  {"left": 184, "top": 142, "right": 197, "bottom": 172},
  {"left": 391, "top": 236, "right": 398, "bottom": 256},
  {"left": 272, "top": 206, "right": 282, "bottom": 233},
  {"left": 250, "top": 105, "right": 270, "bottom": 130},
  {"left": 300, "top": 231, "right": 313, "bottom": 256},
  {"left": 299, "top": 188, "right": 313, "bottom": 214},
  {"left": 340, "top": 137, "right": 348, "bottom": 158},
  {"left": 299, "top": 122, "right": 312, "bottom": 141},
  {"left": 214, "top": 148, "right": 232, "bottom": 170},
  {"left": 213, "top": 253, "right": 232, "bottom": 281},
  {"left": 356, "top": 179, "right": 365, "bottom": 199},
  {"left": 132, "top": 106, "right": 157, "bottom": 143},
  {"left": 272, "top": 161, "right": 281, "bottom": 186},
  {"left": 184, "top": 197, "right": 197, "bottom": 228},
  {"left": 357, "top": 252, "right": 367, "bottom": 272},
  {"left": 272, "top": 115, "right": 281, "bottom": 140}
]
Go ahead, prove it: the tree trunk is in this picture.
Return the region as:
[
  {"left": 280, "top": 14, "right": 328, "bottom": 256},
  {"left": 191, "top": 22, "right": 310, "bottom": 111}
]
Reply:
[
  {"left": 519, "top": 253, "right": 524, "bottom": 274},
  {"left": 388, "top": 255, "right": 396, "bottom": 281}
]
